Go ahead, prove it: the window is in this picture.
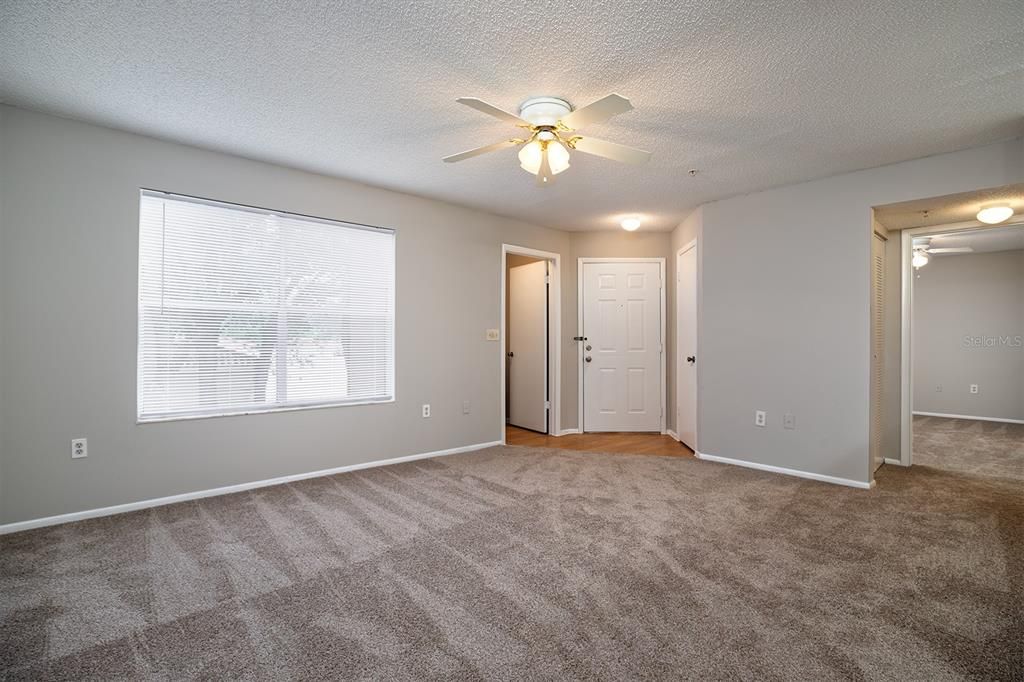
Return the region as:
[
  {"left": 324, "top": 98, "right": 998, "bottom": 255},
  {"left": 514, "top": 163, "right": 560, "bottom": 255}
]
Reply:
[{"left": 138, "top": 190, "right": 395, "bottom": 421}]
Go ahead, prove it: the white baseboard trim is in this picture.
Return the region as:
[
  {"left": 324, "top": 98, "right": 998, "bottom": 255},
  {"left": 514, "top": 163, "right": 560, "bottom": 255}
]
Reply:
[
  {"left": 912, "top": 411, "right": 1024, "bottom": 425},
  {"left": 696, "top": 452, "right": 873, "bottom": 489},
  {"left": 0, "top": 440, "right": 502, "bottom": 536},
  {"left": 666, "top": 429, "right": 680, "bottom": 442},
  {"left": 884, "top": 457, "right": 906, "bottom": 466},
  {"left": 555, "top": 429, "right": 580, "bottom": 436}
]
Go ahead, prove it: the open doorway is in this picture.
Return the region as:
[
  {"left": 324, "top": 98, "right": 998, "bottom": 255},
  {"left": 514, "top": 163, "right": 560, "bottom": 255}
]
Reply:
[
  {"left": 501, "top": 245, "right": 561, "bottom": 442},
  {"left": 872, "top": 184, "right": 1023, "bottom": 480},
  {"left": 903, "top": 222, "right": 1024, "bottom": 475}
]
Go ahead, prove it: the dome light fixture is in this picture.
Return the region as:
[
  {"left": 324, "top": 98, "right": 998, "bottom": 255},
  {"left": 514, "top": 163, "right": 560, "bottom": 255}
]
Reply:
[
  {"left": 976, "top": 204, "right": 1013, "bottom": 225},
  {"left": 912, "top": 250, "right": 929, "bottom": 269},
  {"left": 621, "top": 216, "right": 642, "bottom": 231}
]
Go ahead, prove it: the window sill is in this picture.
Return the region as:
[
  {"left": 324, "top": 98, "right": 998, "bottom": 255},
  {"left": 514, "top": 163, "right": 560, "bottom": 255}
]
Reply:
[{"left": 137, "top": 397, "right": 396, "bottom": 425}]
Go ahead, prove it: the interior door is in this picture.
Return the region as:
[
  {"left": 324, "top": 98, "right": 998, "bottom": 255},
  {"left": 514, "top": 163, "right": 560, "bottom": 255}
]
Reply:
[
  {"left": 582, "top": 261, "right": 662, "bottom": 432},
  {"left": 676, "top": 245, "right": 697, "bottom": 449},
  {"left": 508, "top": 260, "right": 548, "bottom": 432},
  {"left": 870, "top": 233, "right": 886, "bottom": 472}
]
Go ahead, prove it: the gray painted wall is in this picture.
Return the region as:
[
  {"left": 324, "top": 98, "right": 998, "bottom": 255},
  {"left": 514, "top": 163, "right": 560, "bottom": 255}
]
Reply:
[
  {"left": 0, "top": 106, "right": 577, "bottom": 524},
  {"left": 913, "top": 250, "right": 1024, "bottom": 421},
  {"left": 671, "top": 138, "right": 1023, "bottom": 484},
  {"left": 2, "top": 103, "right": 1022, "bottom": 522}
]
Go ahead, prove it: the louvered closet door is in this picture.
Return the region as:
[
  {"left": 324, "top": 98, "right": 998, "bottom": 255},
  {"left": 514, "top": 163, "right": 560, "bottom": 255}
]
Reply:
[{"left": 870, "top": 233, "right": 886, "bottom": 472}]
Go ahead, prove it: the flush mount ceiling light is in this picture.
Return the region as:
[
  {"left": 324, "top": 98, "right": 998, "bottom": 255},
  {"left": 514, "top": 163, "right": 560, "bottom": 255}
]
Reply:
[
  {"left": 621, "top": 216, "right": 642, "bottom": 231},
  {"left": 976, "top": 204, "right": 1014, "bottom": 224},
  {"left": 912, "top": 249, "right": 930, "bottom": 269},
  {"left": 442, "top": 94, "right": 651, "bottom": 186}
]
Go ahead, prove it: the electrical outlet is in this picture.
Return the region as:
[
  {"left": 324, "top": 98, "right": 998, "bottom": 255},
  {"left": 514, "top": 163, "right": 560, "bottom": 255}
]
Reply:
[
  {"left": 462, "top": 400, "right": 471, "bottom": 415},
  {"left": 970, "top": 384, "right": 979, "bottom": 395},
  {"left": 783, "top": 413, "right": 796, "bottom": 430},
  {"left": 936, "top": 384, "right": 943, "bottom": 392},
  {"left": 485, "top": 329, "right": 500, "bottom": 341},
  {"left": 422, "top": 404, "right": 431, "bottom": 418},
  {"left": 71, "top": 438, "right": 88, "bottom": 459},
  {"left": 754, "top": 410, "right": 767, "bottom": 427}
]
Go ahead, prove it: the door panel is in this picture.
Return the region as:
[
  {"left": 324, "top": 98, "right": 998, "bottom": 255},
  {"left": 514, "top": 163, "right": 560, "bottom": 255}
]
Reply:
[
  {"left": 509, "top": 260, "right": 548, "bottom": 432},
  {"left": 870, "top": 234, "right": 885, "bottom": 472},
  {"left": 677, "top": 246, "right": 697, "bottom": 449},
  {"left": 583, "top": 261, "right": 662, "bottom": 432}
]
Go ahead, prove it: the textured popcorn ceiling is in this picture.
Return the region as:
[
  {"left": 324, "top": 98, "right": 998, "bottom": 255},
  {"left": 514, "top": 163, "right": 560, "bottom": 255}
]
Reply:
[{"left": 1, "top": 1, "right": 1022, "bottom": 232}]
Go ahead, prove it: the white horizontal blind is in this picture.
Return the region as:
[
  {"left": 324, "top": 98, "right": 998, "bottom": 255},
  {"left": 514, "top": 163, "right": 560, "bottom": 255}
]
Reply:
[{"left": 138, "top": 191, "right": 395, "bottom": 421}]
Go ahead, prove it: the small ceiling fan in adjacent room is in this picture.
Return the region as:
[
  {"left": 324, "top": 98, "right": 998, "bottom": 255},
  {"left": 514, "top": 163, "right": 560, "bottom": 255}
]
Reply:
[
  {"left": 911, "top": 237, "right": 973, "bottom": 268},
  {"left": 442, "top": 94, "right": 651, "bottom": 185}
]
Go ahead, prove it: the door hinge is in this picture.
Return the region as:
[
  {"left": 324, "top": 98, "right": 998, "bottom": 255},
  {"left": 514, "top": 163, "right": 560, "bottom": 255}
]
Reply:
[
  {"left": 544, "top": 400, "right": 551, "bottom": 409},
  {"left": 545, "top": 274, "right": 550, "bottom": 284}
]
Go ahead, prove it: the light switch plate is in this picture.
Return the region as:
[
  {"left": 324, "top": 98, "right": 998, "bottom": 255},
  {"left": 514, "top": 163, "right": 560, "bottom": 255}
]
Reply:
[
  {"left": 783, "top": 413, "right": 796, "bottom": 430},
  {"left": 485, "top": 329, "right": 500, "bottom": 341}
]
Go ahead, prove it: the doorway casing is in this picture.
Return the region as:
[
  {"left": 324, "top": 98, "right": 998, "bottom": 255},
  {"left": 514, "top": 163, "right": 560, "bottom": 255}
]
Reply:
[
  {"left": 898, "top": 217, "right": 1024, "bottom": 466},
  {"left": 500, "top": 244, "right": 562, "bottom": 443}
]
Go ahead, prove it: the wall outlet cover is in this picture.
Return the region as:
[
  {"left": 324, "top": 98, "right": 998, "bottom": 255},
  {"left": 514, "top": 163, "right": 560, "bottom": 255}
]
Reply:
[
  {"left": 422, "top": 404, "right": 431, "bottom": 418},
  {"left": 486, "top": 329, "right": 500, "bottom": 341},
  {"left": 754, "top": 410, "right": 767, "bottom": 427},
  {"left": 462, "top": 400, "right": 470, "bottom": 414},
  {"left": 970, "top": 384, "right": 979, "bottom": 394},
  {"left": 71, "top": 438, "right": 88, "bottom": 459}
]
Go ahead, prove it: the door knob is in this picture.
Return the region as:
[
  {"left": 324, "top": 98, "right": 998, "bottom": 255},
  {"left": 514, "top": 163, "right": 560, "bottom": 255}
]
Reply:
[
  {"left": 585, "top": 356, "right": 592, "bottom": 363},
  {"left": 686, "top": 355, "right": 696, "bottom": 364},
  {"left": 507, "top": 351, "right": 514, "bottom": 358},
  {"left": 585, "top": 345, "right": 592, "bottom": 351}
]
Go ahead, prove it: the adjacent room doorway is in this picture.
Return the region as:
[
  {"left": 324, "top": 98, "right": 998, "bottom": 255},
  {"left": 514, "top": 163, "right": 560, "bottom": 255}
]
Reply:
[
  {"left": 507, "top": 258, "right": 548, "bottom": 432},
  {"left": 578, "top": 258, "right": 666, "bottom": 433},
  {"left": 501, "top": 245, "right": 561, "bottom": 440}
]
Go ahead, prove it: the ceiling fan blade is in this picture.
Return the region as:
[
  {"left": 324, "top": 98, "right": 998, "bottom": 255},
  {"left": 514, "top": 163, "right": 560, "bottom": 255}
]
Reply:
[
  {"left": 456, "top": 97, "right": 529, "bottom": 126},
  {"left": 536, "top": 145, "right": 554, "bottom": 186},
  {"left": 570, "top": 136, "right": 651, "bottom": 165},
  {"left": 927, "top": 247, "right": 974, "bottom": 254},
  {"left": 559, "top": 93, "right": 633, "bottom": 130},
  {"left": 442, "top": 139, "right": 519, "bottom": 163}
]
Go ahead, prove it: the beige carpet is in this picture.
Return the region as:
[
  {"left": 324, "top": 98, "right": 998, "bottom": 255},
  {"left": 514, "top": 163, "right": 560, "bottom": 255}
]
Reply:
[{"left": 2, "top": 431, "right": 1022, "bottom": 679}]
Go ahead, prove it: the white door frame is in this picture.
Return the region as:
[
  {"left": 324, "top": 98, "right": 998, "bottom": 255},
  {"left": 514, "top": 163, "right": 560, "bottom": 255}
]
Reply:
[
  {"left": 577, "top": 257, "right": 667, "bottom": 434},
  {"left": 676, "top": 240, "right": 699, "bottom": 450},
  {"left": 501, "top": 244, "right": 561, "bottom": 443},
  {"left": 898, "top": 217, "right": 1024, "bottom": 466}
]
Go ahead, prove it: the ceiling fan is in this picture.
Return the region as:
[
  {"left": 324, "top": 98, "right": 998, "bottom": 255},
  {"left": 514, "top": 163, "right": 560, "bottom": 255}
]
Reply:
[
  {"left": 442, "top": 94, "right": 651, "bottom": 185},
  {"left": 911, "top": 238, "right": 973, "bottom": 268}
]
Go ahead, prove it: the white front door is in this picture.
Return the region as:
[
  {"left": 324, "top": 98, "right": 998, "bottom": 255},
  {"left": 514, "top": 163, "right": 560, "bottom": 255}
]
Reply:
[
  {"left": 676, "top": 244, "right": 697, "bottom": 449},
  {"left": 582, "top": 261, "right": 662, "bottom": 432},
  {"left": 508, "top": 260, "right": 548, "bottom": 432}
]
